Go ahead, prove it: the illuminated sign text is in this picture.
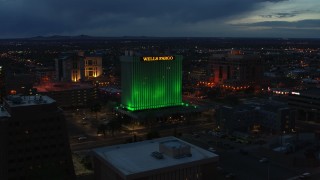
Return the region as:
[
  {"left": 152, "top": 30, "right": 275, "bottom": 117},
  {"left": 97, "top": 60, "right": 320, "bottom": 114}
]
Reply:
[{"left": 141, "top": 56, "right": 175, "bottom": 61}]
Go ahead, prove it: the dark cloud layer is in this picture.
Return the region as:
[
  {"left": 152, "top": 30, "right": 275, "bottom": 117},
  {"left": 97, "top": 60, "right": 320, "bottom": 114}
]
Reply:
[
  {"left": 260, "top": 13, "right": 297, "bottom": 18},
  {"left": 0, "top": 0, "right": 316, "bottom": 38},
  {"left": 242, "top": 19, "right": 320, "bottom": 28},
  {"left": 233, "top": 19, "right": 320, "bottom": 38}
]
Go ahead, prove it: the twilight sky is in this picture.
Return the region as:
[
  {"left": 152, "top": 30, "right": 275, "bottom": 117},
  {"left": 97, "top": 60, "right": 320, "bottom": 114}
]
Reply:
[{"left": 0, "top": 0, "right": 319, "bottom": 38}]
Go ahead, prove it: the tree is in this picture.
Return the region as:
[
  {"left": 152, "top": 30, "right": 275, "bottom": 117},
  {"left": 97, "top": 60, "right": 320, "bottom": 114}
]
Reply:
[
  {"left": 107, "top": 119, "right": 122, "bottom": 136},
  {"left": 146, "top": 130, "right": 160, "bottom": 140},
  {"left": 143, "top": 111, "right": 157, "bottom": 130},
  {"left": 97, "top": 124, "right": 107, "bottom": 136},
  {"left": 91, "top": 102, "right": 102, "bottom": 121}
]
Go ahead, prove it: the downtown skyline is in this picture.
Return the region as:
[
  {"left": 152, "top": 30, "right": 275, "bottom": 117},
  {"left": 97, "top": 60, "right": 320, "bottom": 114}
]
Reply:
[{"left": 0, "top": 0, "right": 320, "bottom": 39}]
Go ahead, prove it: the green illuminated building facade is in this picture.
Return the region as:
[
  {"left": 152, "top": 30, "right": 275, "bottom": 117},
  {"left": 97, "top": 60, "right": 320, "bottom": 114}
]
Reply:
[{"left": 121, "top": 55, "right": 183, "bottom": 111}]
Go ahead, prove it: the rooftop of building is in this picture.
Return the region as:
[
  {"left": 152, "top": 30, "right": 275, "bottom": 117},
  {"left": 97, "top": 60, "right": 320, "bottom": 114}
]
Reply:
[
  {"left": 34, "top": 82, "right": 94, "bottom": 92},
  {"left": 93, "top": 136, "right": 218, "bottom": 176},
  {"left": 4, "top": 95, "right": 55, "bottom": 107},
  {"left": 0, "top": 106, "right": 10, "bottom": 118},
  {"left": 223, "top": 97, "right": 289, "bottom": 113},
  {"left": 99, "top": 86, "right": 121, "bottom": 93}
]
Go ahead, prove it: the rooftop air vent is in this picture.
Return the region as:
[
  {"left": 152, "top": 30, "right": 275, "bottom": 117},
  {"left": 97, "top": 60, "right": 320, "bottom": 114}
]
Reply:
[{"left": 151, "top": 151, "right": 164, "bottom": 159}]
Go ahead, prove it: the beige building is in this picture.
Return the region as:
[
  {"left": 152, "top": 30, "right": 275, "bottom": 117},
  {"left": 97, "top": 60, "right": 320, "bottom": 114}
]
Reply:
[
  {"left": 85, "top": 56, "right": 103, "bottom": 78},
  {"left": 55, "top": 52, "right": 102, "bottom": 82},
  {"left": 92, "top": 136, "right": 219, "bottom": 180}
]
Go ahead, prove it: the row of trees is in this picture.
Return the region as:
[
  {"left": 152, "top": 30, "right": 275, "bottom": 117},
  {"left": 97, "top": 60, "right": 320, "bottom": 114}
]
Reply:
[{"left": 90, "top": 101, "right": 186, "bottom": 140}]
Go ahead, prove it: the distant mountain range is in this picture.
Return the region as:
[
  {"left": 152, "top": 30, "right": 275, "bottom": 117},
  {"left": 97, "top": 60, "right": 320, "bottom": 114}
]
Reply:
[
  {"left": 1, "top": 35, "right": 319, "bottom": 41},
  {"left": 27, "top": 35, "right": 168, "bottom": 40}
]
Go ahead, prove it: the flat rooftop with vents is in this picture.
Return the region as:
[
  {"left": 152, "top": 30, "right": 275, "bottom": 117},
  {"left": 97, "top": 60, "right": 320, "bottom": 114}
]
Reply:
[{"left": 92, "top": 136, "right": 219, "bottom": 180}]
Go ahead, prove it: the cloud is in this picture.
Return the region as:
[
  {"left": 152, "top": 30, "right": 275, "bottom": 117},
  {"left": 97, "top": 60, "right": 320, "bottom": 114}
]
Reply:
[
  {"left": 260, "top": 12, "right": 297, "bottom": 18},
  {"left": 0, "top": 0, "right": 316, "bottom": 38},
  {"left": 242, "top": 19, "right": 320, "bottom": 28},
  {"left": 232, "top": 19, "right": 320, "bottom": 38}
]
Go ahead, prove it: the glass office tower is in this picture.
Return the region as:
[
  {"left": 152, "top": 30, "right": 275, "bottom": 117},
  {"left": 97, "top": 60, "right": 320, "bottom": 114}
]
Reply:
[{"left": 121, "top": 55, "right": 183, "bottom": 111}]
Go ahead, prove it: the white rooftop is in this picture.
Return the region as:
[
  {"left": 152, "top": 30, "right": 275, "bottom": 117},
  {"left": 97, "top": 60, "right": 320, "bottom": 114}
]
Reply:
[
  {"left": 0, "top": 108, "right": 10, "bottom": 118},
  {"left": 93, "top": 136, "right": 218, "bottom": 176},
  {"left": 5, "top": 95, "right": 55, "bottom": 107}
]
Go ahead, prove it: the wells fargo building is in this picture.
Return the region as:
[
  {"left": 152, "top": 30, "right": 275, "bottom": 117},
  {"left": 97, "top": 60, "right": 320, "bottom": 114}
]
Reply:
[{"left": 121, "top": 54, "right": 183, "bottom": 111}]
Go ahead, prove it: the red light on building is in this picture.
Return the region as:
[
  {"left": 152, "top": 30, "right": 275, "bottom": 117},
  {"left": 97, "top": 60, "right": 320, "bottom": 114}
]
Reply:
[{"left": 10, "top": 90, "right": 17, "bottom": 95}]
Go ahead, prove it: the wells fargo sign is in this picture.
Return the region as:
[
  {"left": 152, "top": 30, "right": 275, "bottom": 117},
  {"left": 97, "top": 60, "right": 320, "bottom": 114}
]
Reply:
[{"left": 141, "top": 56, "right": 175, "bottom": 61}]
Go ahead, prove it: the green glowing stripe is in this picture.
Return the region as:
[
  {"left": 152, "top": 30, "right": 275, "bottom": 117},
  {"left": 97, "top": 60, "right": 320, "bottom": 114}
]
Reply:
[{"left": 121, "top": 55, "right": 183, "bottom": 111}]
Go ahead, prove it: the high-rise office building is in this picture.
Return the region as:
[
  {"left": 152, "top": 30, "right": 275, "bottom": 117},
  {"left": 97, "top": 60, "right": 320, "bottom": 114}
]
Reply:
[
  {"left": 121, "top": 52, "right": 183, "bottom": 111},
  {"left": 210, "top": 50, "right": 263, "bottom": 84},
  {"left": 55, "top": 52, "right": 103, "bottom": 82},
  {"left": 55, "top": 52, "right": 85, "bottom": 82},
  {"left": 0, "top": 66, "right": 5, "bottom": 101},
  {"left": 0, "top": 95, "right": 75, "bottom": 180},
  {"left": 84, "top": 55, "right": 103, "bottom": 78}
]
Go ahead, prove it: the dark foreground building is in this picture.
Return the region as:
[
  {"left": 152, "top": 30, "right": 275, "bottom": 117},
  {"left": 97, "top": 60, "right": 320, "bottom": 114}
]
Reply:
[{"left": 0, "top": 95, "right": 75, "bottom": 180}]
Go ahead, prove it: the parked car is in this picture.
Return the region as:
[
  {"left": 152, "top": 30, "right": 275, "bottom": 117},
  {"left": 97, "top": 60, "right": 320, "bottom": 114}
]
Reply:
[
  {"left": 78, "top": 136, "right": 88, "bottom": 141},
  {"left": 239, "top": 149, "right": 248, "bottom": 155},
  {"left": 208, "top": 147, "right": 216, "bottom": 153},
  {"left": 299, "top": 172, "right": 311, "bottom": 179},
  {"left": 225, "top": 173, "right": 235, "bottom": 179},
  {"left": 259, "top": 157, "right": 268, "bottom": 163}
]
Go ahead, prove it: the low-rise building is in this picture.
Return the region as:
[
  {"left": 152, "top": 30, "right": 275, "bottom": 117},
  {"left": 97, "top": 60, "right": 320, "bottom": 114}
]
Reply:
[
  {"left": 34, "top": 82, "right": 97, "bottom": 108},
  {"left": 217, "top": 98, "right": 295, "bottom": 133},
  {"left": 92, "top": 136, "right": 219, "bottom": 180}
]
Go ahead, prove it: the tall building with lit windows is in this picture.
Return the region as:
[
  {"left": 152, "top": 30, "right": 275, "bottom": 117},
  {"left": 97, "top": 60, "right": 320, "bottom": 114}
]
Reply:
[
  {"left": 210, "top": 50, "right": 263, "bottom": 84},
  {"left": 120, "top": 52, "right": 183, "bottom": 111},
  {"left": 0, "top": 66, "right": 5, "bottom": 101},
  {"left": 84, "top": 56, "right": 102, "bottom": 78},
  {"left": 55, "top": 52, "right": 102, "bottom": 82},
  {"left": 55, "top": 52, "right": 85, "bottom": 82}
]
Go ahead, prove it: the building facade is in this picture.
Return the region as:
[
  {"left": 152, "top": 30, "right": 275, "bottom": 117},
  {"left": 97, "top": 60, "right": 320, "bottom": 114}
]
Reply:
[
  {"left": 85, "top": 56, "right": 103, "bottom": 78},
  {"left": 121, "top": 53, "right": 183, "bottom": 111},
  {"left": 210, "top": 50, "right": 264, "bottom": 84},
  {"left": 55, "top": 52, "right": 102, "bottom": 82},
  {"left": 217, "top": 98, "right": 295, "bottom": 133},
  {"left": 0, "top": 66, "right": 5, "bottom": 101},
  {"left": 55, "top": 52, "right": 85, "bottom": 82},
  {"left": 34, "top": 82, "right": 98, "bottom": 108},
  {"left": 0, "top": 95, "right": 75, "bottom": 180}
]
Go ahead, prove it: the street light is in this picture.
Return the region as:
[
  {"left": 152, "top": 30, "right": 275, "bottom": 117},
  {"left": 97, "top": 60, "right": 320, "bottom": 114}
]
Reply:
[{"left": 267, "top": 162, "right": 270, "bottom": 180}]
